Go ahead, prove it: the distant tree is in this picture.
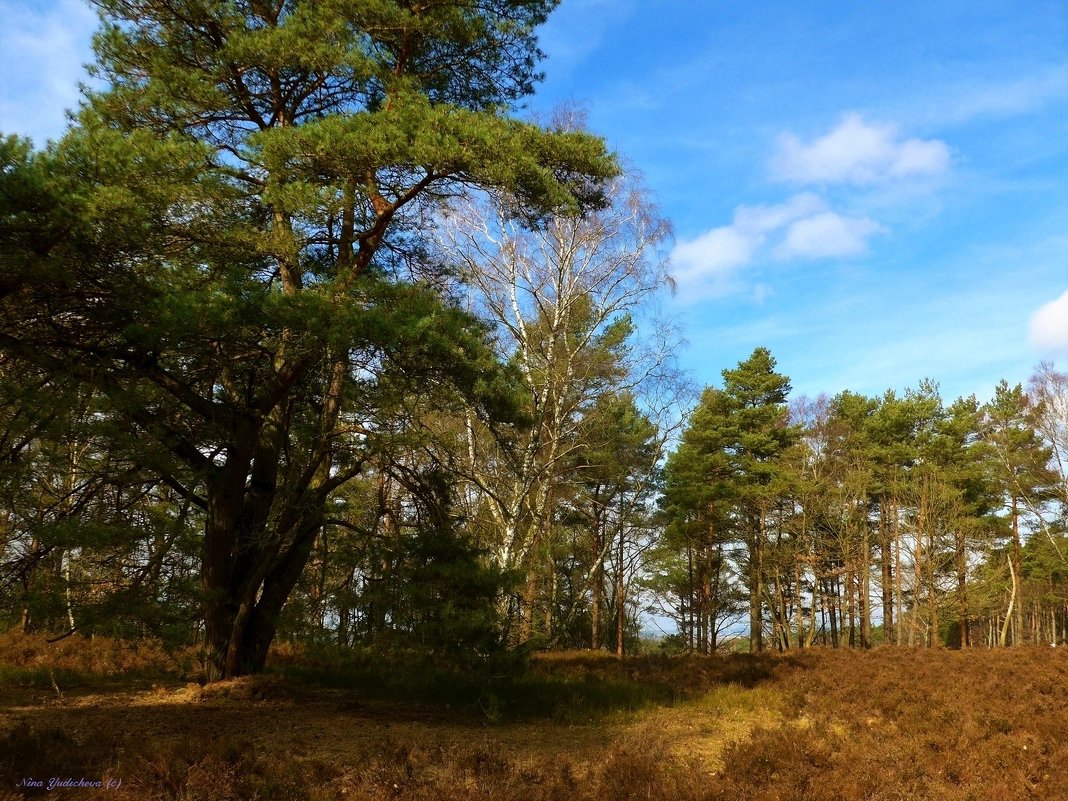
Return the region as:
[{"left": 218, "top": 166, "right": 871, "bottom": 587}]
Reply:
[
  {"left": 982, "top": 381, "right": 1059, "bottom": 644},
  {"left": 659, "top": 386, "right": 737, "bottom": 653},
  {"left": 659, "top": 348, "right": 797, "bottom": 653},
  {"left": 719, "top": 349, "right": 799, "bottom": 652}
]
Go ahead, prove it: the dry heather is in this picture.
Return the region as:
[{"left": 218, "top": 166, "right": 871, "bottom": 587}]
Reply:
[
  {"left": 0, "top": 631, "right": 200, "bottom": 680},
  {"left": 705, "top": 647, "right": 1068, "bottom": 801},
  {"left": 1, "top": 636, "right": 1067, "bottom": 800}
]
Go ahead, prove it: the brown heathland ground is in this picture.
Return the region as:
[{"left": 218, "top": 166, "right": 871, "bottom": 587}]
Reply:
[{"left": 2, "top": 634, "right": 1067, "bottom": 801}]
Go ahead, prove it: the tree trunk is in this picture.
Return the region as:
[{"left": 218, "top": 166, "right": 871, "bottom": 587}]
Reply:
[
  {"left": 880, "top": 502, "right": 893, "bottom": 645},
  {"left": 909, "top": 511, "right": 923, "bottom": 647},
  {"left": 847, "top": 566, "right": 856, "bottom": 648},
  {"left": 828, "top": 575, "right": 840, "bottom": 648},
  {"left": 696, "top": 543, "right": 708, "bottom": 654},
  {"left": 615, "top": 520, "right": 625, "bottom": 658},
  {"left": 860, "top": 525, "right": 871, "bottom": 649},
  {"left": 928, "top": 525, "right": 938, "bottom": 647},
  {"left": 956, "top": 527, "right": 970, "bottom": 648},
  {"left": 686, "top": 543, "right": 695, "bottom": 653},
  {"left": 200, "top": 348, "right": 353, "bottom": 681},
  {"left": 520, "top": 572, "right": 538, "bottom": 643},
  {"left": 893, "top": 496, "right": 903, "bottom": 646},
  {"left": 1000, "top": 553, "right": 1017, "bottom": 647},
  {"left": 1011, "top": 496, "right": 1023, "bottom": 645},
  {"left": 749, "top": 514, "right": 764, "bottom": 653},
  {"left": 709, "top": 544, "right": 723, "bottom": 654},
  {"left": 591, "top": 513, "right": 604, "bottom": 650}
]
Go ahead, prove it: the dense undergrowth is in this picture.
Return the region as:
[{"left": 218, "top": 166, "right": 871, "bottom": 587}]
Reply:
[{"left": 2, "top": 634, "right": 1068, "bottom": 800}]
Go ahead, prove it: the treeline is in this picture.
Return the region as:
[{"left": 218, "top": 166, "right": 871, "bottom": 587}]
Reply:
[
  {"left": 656, "top": 356, "right": 1068, "bottom": 652},
  {"left": 2, "top": 1, "right": 1065, "bottom": 680}
]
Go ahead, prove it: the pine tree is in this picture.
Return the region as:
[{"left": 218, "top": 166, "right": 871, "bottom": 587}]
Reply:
[
  {"left": 659, "top": 348, "right": 797, "bottom": 653},
  {"left": 0, "top": 0, "right": 616, "bottom": 678}
]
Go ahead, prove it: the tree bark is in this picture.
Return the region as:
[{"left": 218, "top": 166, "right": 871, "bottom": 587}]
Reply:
[
  {"left": 847, "top": 566, "right": 856, "bottom": 648},
  {"left": 1011, "top": 495, "right": 1024, "bottom": 645},
  {"left": 615, "top": 518, "right": 625, "bottom": 658},
  {"left": 956, "top": 527, "right": 970, "bottom": 648},
  {"left": 880, "top": 502, "right": 894, "bottom": 645},
  {"left": 893, "top": 495, "right": 903, "bottom": 646},
  {"left": 860, "top": 524, "right": 871, "bottom": 649},
  {"left": 1000, "top": 553, "right": 1017, "bottom": 647},
  {"left": 749, "top": 514, "right": 764, "bottom": 653}
]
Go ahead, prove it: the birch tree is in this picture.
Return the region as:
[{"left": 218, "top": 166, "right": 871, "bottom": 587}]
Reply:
[{"left": 436, "top": 170, "right": 676, "bottom": 638}]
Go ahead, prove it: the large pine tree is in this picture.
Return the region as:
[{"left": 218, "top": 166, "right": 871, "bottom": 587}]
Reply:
[{"left": 0, "top": 0, "right": 616, "bottom": 679}]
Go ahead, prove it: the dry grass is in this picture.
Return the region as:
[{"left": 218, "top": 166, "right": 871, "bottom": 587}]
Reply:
[{"left": 2, "top": 635, "right": 1067, "bottom": 800}]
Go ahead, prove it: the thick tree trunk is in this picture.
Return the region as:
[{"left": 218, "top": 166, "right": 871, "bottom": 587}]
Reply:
[
  {"left": 200, "top": 354, "right": 347, "bottom": 681},
  {"left": 202, "top": 499, "right": 323, "bottom": 680}
]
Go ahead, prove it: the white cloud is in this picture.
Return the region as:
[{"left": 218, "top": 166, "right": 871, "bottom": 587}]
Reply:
[
  {"left": 670, "top": 194, "right": 885, "bottom": 301},
  {"left": 776, "top": 212, "right": 885, "bottom": 260},
  {"left": 771, "top": 113, "right": 951, "bottom": 186},
  {"left": 733, "top": 192, "right": 826, "bottom": 235},
  {"left": 671, "top": 226, "right": 758, "bottom": 283},
  {"left": 670, "top": 194, "right": 824, "bottom": 298},
  {"left": 1029, "top": 290, "right": 1068, "bottom": 354}
]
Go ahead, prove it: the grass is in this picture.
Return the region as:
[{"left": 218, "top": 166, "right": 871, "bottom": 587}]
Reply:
[
  {"left": 2, "top": 634, "right": 1068, "bottom": 799},
  {"left": 273, "top": 661, "right": 672, "bottom": 723}
]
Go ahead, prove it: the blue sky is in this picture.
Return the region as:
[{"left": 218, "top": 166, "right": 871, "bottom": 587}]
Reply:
[
  {"left": 2, "top": 0, "right": 1066, "bottom": 406},
  {"left": 531, "top": 0, "right": 1068, "bottom": 404}
]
